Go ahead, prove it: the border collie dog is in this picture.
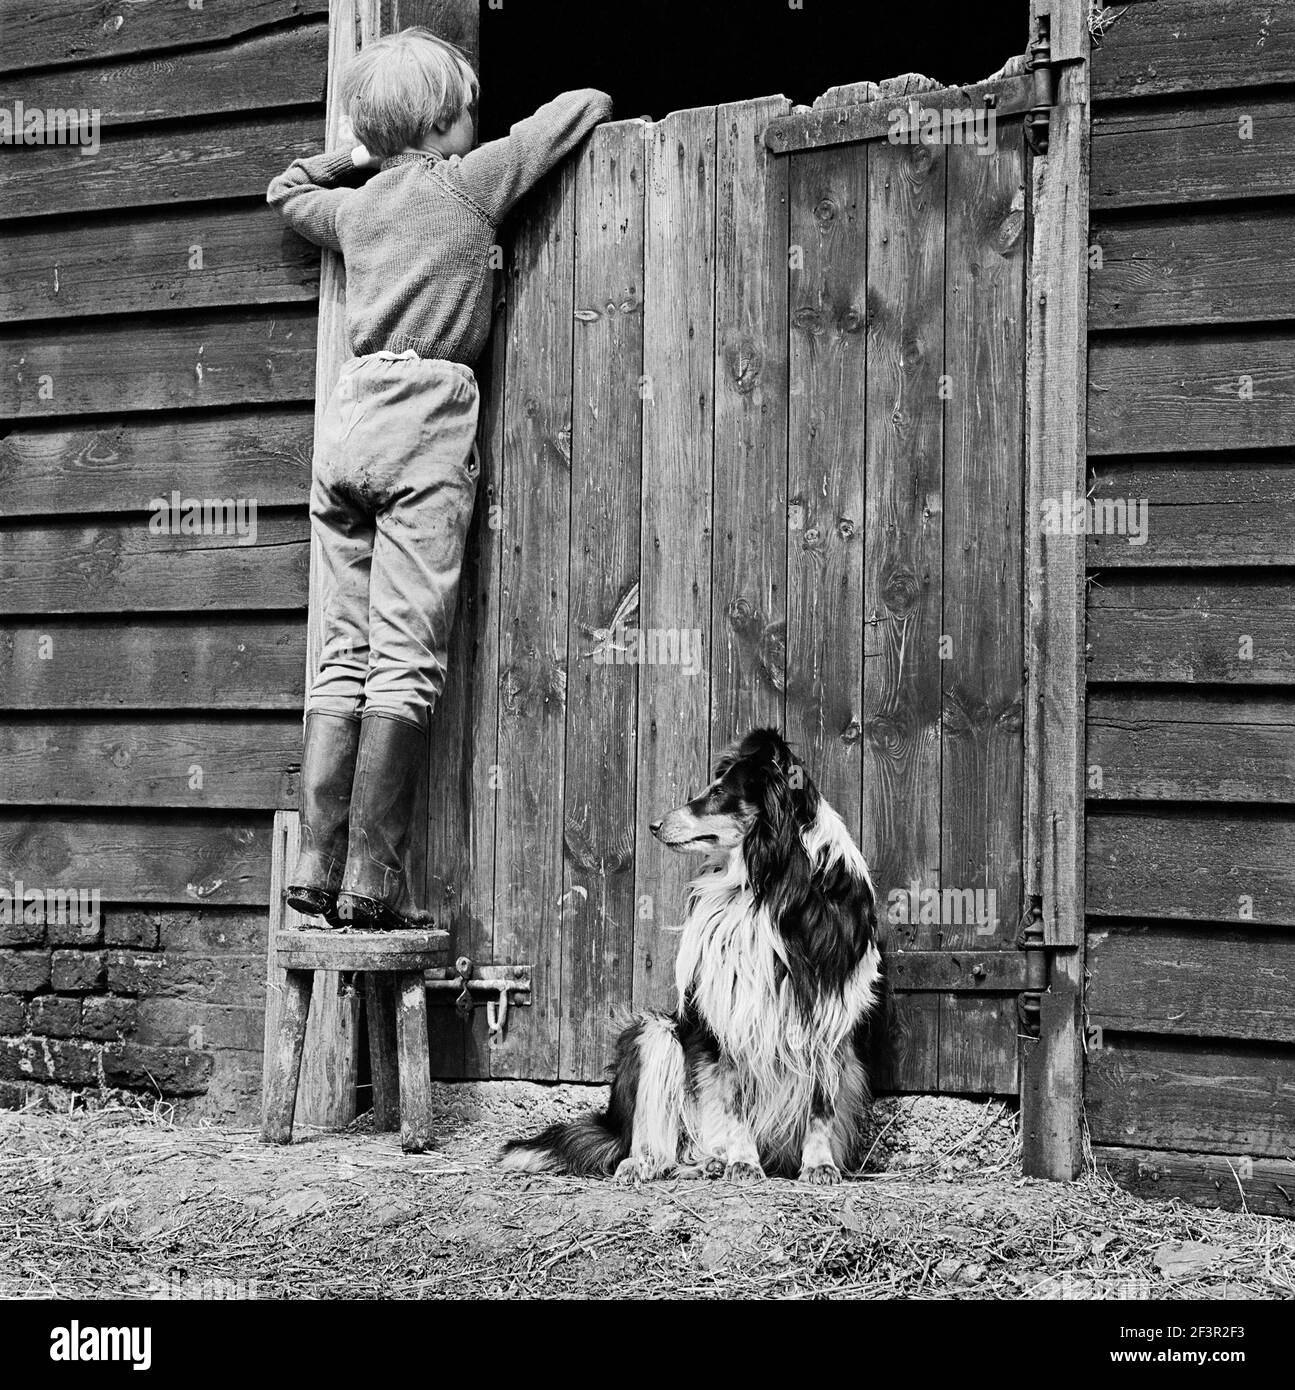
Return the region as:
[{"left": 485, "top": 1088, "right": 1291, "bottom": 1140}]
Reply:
[{"left": 500, "top": 728, "right": 883, "bottom": 1184}]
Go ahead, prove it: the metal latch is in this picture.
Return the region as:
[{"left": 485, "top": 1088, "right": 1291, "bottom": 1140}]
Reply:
[
  {"left": 425, "top": 956, "right": 532, "bottom": 1044},
  {"left": 1016, "top": 899, "right": 1048, "bottom": 1037}
]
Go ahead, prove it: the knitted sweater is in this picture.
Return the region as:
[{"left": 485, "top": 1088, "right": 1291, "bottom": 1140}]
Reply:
[{"left": 267, "top": 89, "right": 614, "bottom": 364}]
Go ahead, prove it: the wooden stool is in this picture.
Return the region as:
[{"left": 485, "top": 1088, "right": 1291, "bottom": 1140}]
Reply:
[{"left": 261, "top": 928, "right": 448, "bottom": 1153}]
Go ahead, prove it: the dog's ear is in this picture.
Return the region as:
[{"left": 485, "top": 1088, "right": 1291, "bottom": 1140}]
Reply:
[{"left": 743, "top": 755, "right": 815, "bottom": 900}]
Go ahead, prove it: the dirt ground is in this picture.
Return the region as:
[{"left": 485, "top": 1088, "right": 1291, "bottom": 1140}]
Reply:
[{"left": 1, "top": 1084, "right": 1290, "bottom": 1300}]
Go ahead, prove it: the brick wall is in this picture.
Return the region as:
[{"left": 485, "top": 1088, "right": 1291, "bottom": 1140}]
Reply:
[{"left": 0, "top": 907, "right": 266, "bottom": 1119}]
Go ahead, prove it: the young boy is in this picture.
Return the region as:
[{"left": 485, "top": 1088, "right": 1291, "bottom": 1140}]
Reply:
[{"left": 268, "top": 29, "right": 612, "bottom": 929}]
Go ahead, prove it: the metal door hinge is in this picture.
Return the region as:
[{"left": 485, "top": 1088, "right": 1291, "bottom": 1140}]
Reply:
[
  {"left": 1016, "top": 898, "right": 1049, "bottom": 1036},
  {"left": 1026, "top": 20, "right": 1058, "bottom": 155}
]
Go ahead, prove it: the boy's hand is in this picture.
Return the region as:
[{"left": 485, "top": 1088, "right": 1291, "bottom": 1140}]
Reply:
[{"left": 336, "top": 114, "right": 381, "bottom": 171}]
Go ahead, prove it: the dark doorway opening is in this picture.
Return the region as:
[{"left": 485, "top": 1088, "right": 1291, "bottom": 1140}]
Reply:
[{"left": 479, "top": 0, "right": 1028, "bottom": 139}]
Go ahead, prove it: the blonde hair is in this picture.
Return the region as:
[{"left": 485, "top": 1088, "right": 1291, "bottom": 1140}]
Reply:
[{"left": 341, "top": 27, "right": 478, "bottom": 159}]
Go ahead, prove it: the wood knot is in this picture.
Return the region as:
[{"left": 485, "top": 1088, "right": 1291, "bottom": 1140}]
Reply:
[
  {"left": 724, "top": 335, "right": 763, "bottom": 395},
  {"left": 866, "top": 713, "right": 904, "bottom": 756},
  {"left": 726, "top": 595, "right": 755, "bottom": 626},
  {"left": 793, "top": 305, "right": 824, "bottom": 336},
  {"left": 838, "top": 305, "right": 864, "bottom": 334},
  {"left": 882, "top": 568, "right": 921, "bottom": 616},
  {"left": 995, "top": 205, "right": 1026, "bottom": 257},
  {"left": 814, "top": 197, "right": 838, "bottom": 223}
]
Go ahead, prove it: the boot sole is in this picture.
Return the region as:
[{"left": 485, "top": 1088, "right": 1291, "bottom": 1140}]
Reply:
[
  {"left": 285, "top": 887, "right": 345, "bottom": 928},
  {"left": 335, "top": 892, "right": 409, "bottom": 931}
]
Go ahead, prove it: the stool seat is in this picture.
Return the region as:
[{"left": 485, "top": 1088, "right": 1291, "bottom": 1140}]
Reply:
[
  {"left": 261, "top": 928, "right": 449, "bottom": 1154},
  {"left": 275, "top": 927, "right": 449, "bottom": 972}
]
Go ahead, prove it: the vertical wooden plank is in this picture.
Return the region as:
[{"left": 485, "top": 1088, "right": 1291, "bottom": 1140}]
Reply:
[
  {"left": 424, "top": 291, "right": 504, "bottom": 1080},
  {"left": 264, "top": 811, "right": 360, "bottom": 1126},
  {"left": 861, "top": 136, "right": 947, "bottom": 950},
  {"left": 786, "top": 142, "right": 868, "bottom": 834},
  {"left": 874, "top": 992, "right": 940, "bottom": 1094},
  {"left": 938, "top": 125, "right": 1028, "bottom": 1090},
  {"left": 1024, "top": 24, "right": 1086, "bottom": 955},
  {"left": 491, "top": 160, "right": 577, "bottom": 1081},
  {"left": 633, "top": 107, "right": 717, "bottom": 1011},
  {"left": 938, "top": 995, "right": 1020, "bottom": 1095},
  {"left": 467, "top": 273, "right": 509, "bottom": 1080},
  {"left": 1021, "top": 0, "right": 1090, "bottom": 1178},
  {"left": 560, "top": 121, "right": 645, "bottom": 1079},
  {"left": 941, "top": 124, "right": 1026, "bottom": 951},
  {"left": 711, "top": 95, "right": 792, "bottom": 748}
]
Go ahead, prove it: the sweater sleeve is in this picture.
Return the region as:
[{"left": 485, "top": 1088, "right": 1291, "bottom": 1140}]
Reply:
[
  {"left": 453, "top": 89, "right": 614, "bottom": 224},
  {"left": 266, "top": 149, "right": 361, "bottom": 251}
]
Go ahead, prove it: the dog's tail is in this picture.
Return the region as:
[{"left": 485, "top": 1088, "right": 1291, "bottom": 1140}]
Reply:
[{"left": 498, "top": 1109, "right": 627, "bottom": 1176}]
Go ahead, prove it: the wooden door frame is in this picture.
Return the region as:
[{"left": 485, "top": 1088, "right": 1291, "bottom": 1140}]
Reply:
[{"left": 1019, "top": 0, "right": 1090, "bottom": 1181}]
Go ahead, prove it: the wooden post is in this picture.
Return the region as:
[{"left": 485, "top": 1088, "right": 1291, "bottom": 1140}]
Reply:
[
  {"left": 395, "top": 971, "right": 436, "bottom": 1151},
  {"left": 260, "top": 969, "right": 315, "bottom": 1145},
  {"left": 1021, "top": 0, "right": 1091, "bottom": 1179},
  {"left": 264, "top": 810, "right": 361, "bottom": 1128}
]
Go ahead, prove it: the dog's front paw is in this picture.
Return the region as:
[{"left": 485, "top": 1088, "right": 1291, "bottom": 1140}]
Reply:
[
  {"left": 615, "top": 1154, "right": 668, "bottom": 1185},
  {"left": 703, "top": 1157, "right": 726, "bottom": 1179},
  {"left": 614, "top": 1157, "right": 642, "bottom": 1185},
  {"left": 798, "top": 1163, "right": 842, "bottom": 1186},
  {"left": 725, "top": 1160, "right": 764, "bottom": 1184}
]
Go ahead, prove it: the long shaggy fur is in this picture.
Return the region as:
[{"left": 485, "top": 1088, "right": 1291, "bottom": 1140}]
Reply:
[{"left": 500, "top": 728, "right": 884, "bottom": 1182}]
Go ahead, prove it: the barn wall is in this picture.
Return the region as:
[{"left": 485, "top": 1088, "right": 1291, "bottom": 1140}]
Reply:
[
  {"left": 0, "top": 1, "right": 328, "bottom": 1118},
  {"left": 1083, "top": 0, "right": 1295, "bottom": 1215}
]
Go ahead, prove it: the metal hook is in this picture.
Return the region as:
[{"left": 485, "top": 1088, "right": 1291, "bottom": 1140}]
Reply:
[{"left": 486, "top": 988, "right": 509, "bottom": 1043}]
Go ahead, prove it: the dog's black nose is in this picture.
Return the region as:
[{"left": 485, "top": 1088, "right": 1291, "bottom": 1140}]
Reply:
[{"left": 649, "top": 820, "right": 663, "bottom": 837}]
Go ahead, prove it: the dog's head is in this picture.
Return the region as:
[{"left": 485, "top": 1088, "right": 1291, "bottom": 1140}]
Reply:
[
  {"left": 650, "top": 727, "right": 819, "bottom": 878},
  {"left": 652, "top": 728, "right": 876, "bottom": 986}
]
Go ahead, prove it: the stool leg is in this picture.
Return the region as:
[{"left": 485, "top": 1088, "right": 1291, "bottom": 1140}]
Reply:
[
  {"left": 365, "top": 973, "right": 400, "bottom": 1132},
  {"left": 261, "top": 968, "right": 314, "bottom": 1145},
  {"left": 395, "top": 970, "right": 434, "bottom": 1153}
]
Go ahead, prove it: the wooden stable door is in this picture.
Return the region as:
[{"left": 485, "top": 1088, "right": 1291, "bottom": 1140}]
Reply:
[{"left": 425, "top": 73, "right": 1038, "bottom": 1095}]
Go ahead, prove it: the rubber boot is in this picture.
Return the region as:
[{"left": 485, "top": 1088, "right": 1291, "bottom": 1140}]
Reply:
[
  {"left": 336, "top": 711, "right": 426, "bottom": 931},
  {"left": 286, "top": 711, "right": 362, "bottom": 926}
]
